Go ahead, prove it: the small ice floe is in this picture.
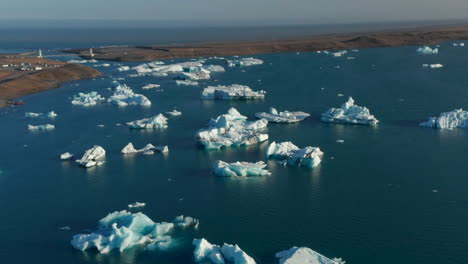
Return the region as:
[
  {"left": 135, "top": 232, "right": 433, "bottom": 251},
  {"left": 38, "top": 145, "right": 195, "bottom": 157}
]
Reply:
[
  {"left": 60, "top": 152, "right": 74, "bottom": 160},
  {"left": 97, "top": 124, "right": 105, "bottom": 127},
  {"left": 117, "top": 66, "right": 130, "bottom": 71},
  {"left": 321, "top": 97, "right": 379, "bottom": 125},
  {"left": 126, "top": 114, "right": 168, "bottom": 129},
  {"left": 58, "top": 226, "right": 71, "bottom": 231},
  {"left": 25, "top": 112, "right": 41, "bottom": 118},
  {"left": 141, "top": 84, "right": 161, "bottom": 90},
  {"left": 226, "top": 57, "right": 263, "bottom": 67},
  {"left": 46, "top": 111, "right": 57, "bottom": 118},
  {"left": 173, "top": 215, "right": 199, "bottom": 228},
  {"left": 276, "top": 246, "right": 345, "bottom": 264},
  {"left": 417, "top": 46, "right": 438, "bottom": 54},
  {"left": 179, "top": 67, "right": 211, "bottom": 80},
  {"left": 432, "top": 189, "right": 439, "bottom": 193},
  {"left": 193, "top": 238, "right": 256, "bottom": 264},
  {"left": 121, "top": 142, "right": 168, "bottom": 155},
  {"left": 76, "top": 145, "right": 105, "bottom": 168},
  {"left": 337, "top": 93, "right": 344, "bottom": 97},
  {"left": 331, "top": 50, "right": 347, "bottom": 57},
  {"left": 213, "top": 160, "right": 271, "bottom": 177},
  {"left": 422, "top": 64, "right": 443, "bottom": 68},
  {"left": 72, "top": 92, "right": 105, "bottom": 106},
  {"left": 176, "top": 80, "right": 199, "bottom": 86},
  {"left": 195, "top": 108, "right": 268, "bottom": 149},
  {"left": 419, "top": 109, "right": 468, "bottom": 129},
  {"left": 453, "top": 42, "right": 465, "bottom": 47},
  {"left": 166, "top": 110, "right": 182, "bottom": 116},
  {"left": 28, "top": 124, "right": 55, "bottom": 131},
  {"left": 128, "top": 202, "right": 146, "bottom": 208},
  {"left": 203, "top": 65, "right": 225, "bottom": 72},
  {"left": 67, "top": 59, "right": 87, "bottom": 64},
  {"left": 336, "top": 139, "right": 345, "bottom": 143},
  {"left": 266, "top": 141, "right": 323, "bottom": 168},
  {"left": 346, "top": 57, "right": 355, "bottom": 60},
  {"left": 71, "top": 210, "right": 199, "bottom": 253},
  {"left": 201, "top": 84, "right": 266, "bottom": 100},
  {"left": 108, "top": 82, "right": 151, "bottom": 106},
  {"left": 255, "top": 107, "right": 310, "bottom": 123}
]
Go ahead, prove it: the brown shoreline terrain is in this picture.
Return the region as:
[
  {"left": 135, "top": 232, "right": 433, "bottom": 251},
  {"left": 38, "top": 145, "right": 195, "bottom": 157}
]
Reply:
[
  {"left": 64, "top": 26, "right": 468, "bottom": 62},
  {"left": 0, "top": 53, "right": 101, "bottom": 108}
]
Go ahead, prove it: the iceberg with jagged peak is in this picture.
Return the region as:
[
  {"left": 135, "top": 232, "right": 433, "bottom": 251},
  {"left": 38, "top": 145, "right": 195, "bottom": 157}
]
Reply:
[
  {"left": 108, "top": 82, "right": 151, "bottom": 106},
  {"left": 121, "top": 142, "right": 168, "bottom": 155},
  {"left": 266, "top": 141, "right": 323, "bottom": 168},
  {"left": 27, "top": 124, "right": 55, "bottom": 131},
  {"left": 276, "top": 247, "right": 345, "bottom": 264},
  {"left": 201, "top": 84, "right": 266, "bottom": 100},
  {"left": 255, "top": 108, "right": 310, "bottom": 123},
  {"left": 126, "top": 114, "right": 168, "bottom": 129},
  {"left": 72, "top": 91, "right": 105, "bottom": 106},
  {"left": 76, "top": 145, "right": 105, "bottom": 168},
  {"left": 419, "top": 109, "right": 468, "bottom": 129},
  {"left": 321, "top": 97, "right": 378, "bottom": 125},
  {"left": 226, "top": 57, "right": 263, "bottom": 67},
  {"left": 179, "top": 66, "right": 211, "bottom": 80},
  {"left": 195, "top": 108, "right": 268, "bottom": 149},
  {"left": 417, "top": 46, "right": 438, "bottom": 54},
  {"left": 214, "top": 160, "right": 271, "bottom": 177},
  {"left": 71, "top": 210, "right": 199, "bottom": 253},
  {"left": 193, "top": 238, "right": 256, "bottom": 264}
]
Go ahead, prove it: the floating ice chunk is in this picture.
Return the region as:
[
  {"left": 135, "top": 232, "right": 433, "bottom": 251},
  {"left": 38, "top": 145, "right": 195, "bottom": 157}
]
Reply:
[
  {"left": 59, "top": 226, "right": 71, "bottom": 231},
  {"left": 214, "top": 160, "right": 271, "bottom": 177},
  {"left": 108, "top": 82, "right": 151, "bottom": 106},
  {"left": 117, "top": 66, "right": 130, "bottom": 71},
  {"left": 121, "top": 142, "right": 168, "bottom": 154},
  {"left": 46, "top": 111, "right": 57, "bottom": 118},
  {"left": 28, "top": 124, "right": 55, "bottom": 131},
  {"left": 195, "top": 108, "right": 268, "bottom": 149},
  {"left": 126, "top": 114, "right": 168, "bottom": 129},
  {"left": 417, "top": 46, "right": 438, "bottom": 54},
  {"left": 72, "top": 92, "right": 105, "bottom": 106},
  {"left": 419, "top": 109, "right": 468, "bottom": 129},
  {"left": 76, "top": 145, "right": 106, "bottom": 168},
  {"left": 453, "top": 42, "right": 465, "bottom": 47},
  {"left": 201, "top": 84, "right": 266, "bottom": 100},
  {"left": 266, "top": 141, "right": 323, "bottom": 168},
  {"left": 179, "top": 67, "right": 211, "bottom": 80},
  {"left": 276, "top": 247, "right": 345, "bottom": 264},
  {"left": 71, "top": 210, "right": 198, "bottom": 253},
  {"left": 155, "top": 145, "right": 169, "bottom": 153},
  {"left": 422, "top": 63, "right": 444, "bottom": 68},
  {"left": 336, "top": 139, "right": 345, "bottom": 143},
  {"left": 204, "top": 65, "right": 226, "bottom": 72},
  {"left": 67, "top": 59, "right": 87, "bottom": 64},
  {"left": 321, "top": 97, "right": 378, "bottom": 125},
  {"left": 166, "top": 110, "right": 182, "bottom": 116},
  {"left": 227, "top": 57, "right": 263, "bottom": 67},
  {"left": 25, "top": 112, "right": 41, "bottom": 118},
  {"left": 176, "top": 80, "right": 199, "bottom": 86},
  {"left": 173, "top": 215, "right": 199, "bottom": 228},
  {"left": 193, "top": 238, "right": 256, "bottom": 264},
  {"left": 121, "top": 143, "right": 139, "bottom": 154},
  {"left": 142, "top": 84, "right": 161, "bottom": 90},
  {"left": 60, "top": 152, "right": 74, "bottom": 160},
  {"left": 128, "top": 202, "right": 146, "bottom": 208},
  {"left": 331, "top": 50, "right": 347, "bottom": 57},
  {"left": 255, "top": 108, "right": 310, "bottom": 123}
]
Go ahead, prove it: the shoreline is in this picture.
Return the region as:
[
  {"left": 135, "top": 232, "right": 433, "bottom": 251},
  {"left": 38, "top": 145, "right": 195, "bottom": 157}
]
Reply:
[{"left": 63, "top": 25, "right": 468, "bottom": 62}]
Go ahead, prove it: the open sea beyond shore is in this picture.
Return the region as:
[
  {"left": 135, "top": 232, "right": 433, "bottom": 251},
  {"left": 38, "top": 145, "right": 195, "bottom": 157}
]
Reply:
[{"left": 0, "top": 30, "right": 467, "bottom": 263}]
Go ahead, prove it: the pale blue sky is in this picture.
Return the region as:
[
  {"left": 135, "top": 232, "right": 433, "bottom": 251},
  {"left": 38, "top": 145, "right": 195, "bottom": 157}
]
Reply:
[{"left": 3, "top": 0, "right": 468, "bottom": 25}]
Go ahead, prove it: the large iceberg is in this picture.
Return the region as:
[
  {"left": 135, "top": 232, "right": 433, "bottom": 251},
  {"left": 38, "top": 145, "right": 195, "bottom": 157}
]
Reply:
[
  {"left": 419, "top": 109, "right": 468, "bottom": 129},
  {"left": 72, "top": 92, "right": 105, "bottom": 106},
  {"left": 179, "top": 67, "right": 211, "bottom": 80},
  {"left": 121, "top": 142, "right": 169, "bottom": 155},
  {"left": 193, "top": 238, "right": 256, "bottom": 264},
  {"left": 126, "top": 114, "right": 168, "bottom": 129},
  {"left": 266, "top": 141, "right": 323, "bottom": 168},
  {"left": 27, "top": 124, "right": 55, "bottom": 131},
  {"left": 201, "top": 84, "right": 266, "bottom": 100},
  {"left": 321, "top": 97, "right": 378, "bottom": 125},
  {"left": 276, "top": 247, "right": 345, "bottom": 264},
  {"left": 213, "top": 160, "right": 271, "bottom": 177},
  {"left": 76, "top": 145, "right": 106, "bottom": 168},
  {"left": 417, "top": 46, "right": 438, "bottom": 54},
  {"left": 195, "top": 108, "right": 268, "bottom": 149},
  {"left": 107, "top": 82, "right": 151, "bottom": 106},
  {"left": 255, "top": 108, "right": 310, "bottom": 123},
  {"left": 71, "top": 210, "right": 198, "bottom": 253},
  {"left": 226, "top": 57, "right": 263, "bottom": 67},
  {"left": 133, "top": 60, "right": 204, "bottom": 77}
]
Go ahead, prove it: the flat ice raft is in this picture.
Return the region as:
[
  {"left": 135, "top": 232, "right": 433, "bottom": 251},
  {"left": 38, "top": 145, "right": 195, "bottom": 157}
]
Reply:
[
  {"left": 255, "top": 108, "right": 310, "bottom": 123},
  {"left": 321, "top": 97, "right": 378, "bottom": 125},
  {"left": 266, "top": 141, "right": 323, "bottom": 168},
  {"left": 201, "top": 84, "right": 266, "bottom": 100},
  {"left": 126, "top": 114, "right": 168, "bottom": 129},
  {"left": 27, "top": 124, "right": 55, "bottom": 131},
  {"left": 419, "top": 109, "right": 468, "bottom": 129},
  {"left": 71, "top": 210, "right": 198, "bottom": 253},
  {"left": 195, "top": 108, "right": 268, "bottom": 149},
  {"left": 276, "top": 247, "right": 345, "bottom": 264},
  {"left": 193, "top": 238, "right": 256, "bottom": 264},
  {"left": 214, "top": 160, "right": 271, "bottom": 177}
]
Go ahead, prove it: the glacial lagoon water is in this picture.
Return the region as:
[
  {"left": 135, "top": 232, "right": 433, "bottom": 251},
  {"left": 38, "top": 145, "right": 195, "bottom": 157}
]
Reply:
[{"left": 0, "top": 43, "right": 467, "bottom": 263}]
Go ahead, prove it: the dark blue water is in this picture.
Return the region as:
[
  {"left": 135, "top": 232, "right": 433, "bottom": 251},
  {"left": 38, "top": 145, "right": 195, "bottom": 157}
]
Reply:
[{"left": 0, "top": 42, "right": 467, "bottom": 264}]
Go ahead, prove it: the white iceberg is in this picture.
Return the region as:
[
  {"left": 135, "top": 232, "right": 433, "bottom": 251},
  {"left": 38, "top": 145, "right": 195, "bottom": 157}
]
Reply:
[
  {"left": 128, "top": 202, "right": 146, "bottom": 208},
  {"left": 176, "top": 80, "right": 199, "bottom": 86},
  {"left": 419, "top": 109, "right": 468, "bottom": 129},
  {"left": 117, "top": 66, "right": 130, "bottom": 71},
  {"left": 193, "top": 238, "right": 256, "bottom": 264},
  {"left": 276, "top": 247, "right": 345, "bottom": 264},
  {"left": 25, "top": 112, "right": 41, "bottom": 118},
  {"left": 331, "top": 50, "right": 347, "bottom": 57},
  {"left": 126, "top": 114, "right": 168, "bottom": 129},
  {"left": 173, "top": 215, "right": 199, "bottom": 228},
  {"left": 166, "top": 110, "right": 182, "bottom": 116},
  {"left": 321, "top": 97, "right": 378, "bottom": 125},
  {"left": 255, "top": 108, "right": 310, "bottom": 123},
  {"left": 121, "top": 142, "right": 168, "bottom": 154},
  {"left": 71, "top": 210, "right": 198, "bottom": 253},
  {"left": 227, "top": 57, "right": 263, "bottom": 67},
  {"left": 266, "top": 141, "right": 323, "bottom": 168},
  {"left": 72, "top": 92, "right": 105, "bottom": 106},
  {"left": 133, "top": 60, "right": 204, "bottom": 76},
  {"left": 453, "top": 42, "right": 465, "bottom": 47},
  {"left": 46, "top": 111, "right": 58, "bottom": 118},
  {"left": 108, "top": 82, "right": 151, "bottom": 106},
  {"left": 179, "top": 67, "right": 211, "bottom": 80},
  {"left": 60, "top": 152, "right": 74, "bottom": 160},
  {"left": 214, "top": 160, "right": 271, "bottom": 177},
  {"left": 142, "top": 84, "right": 161, "bottom": 90},
  {"left": 76, "top": 145, "right": 106, "bottom": 168},
  {"left": 195, "top": 108, "right": 268, "bottom": 149},
  {"left": 201, "top": 84, "right": 266, "bottom": 100},
  {"left": 204, "top": 65, "right": 225, "bottom": 72},
  {"left": 417, "top": 46, "right": 439, "bottom": 54},
  {"left": 28, "top": 124, "right": 55, "bottom": 131}
]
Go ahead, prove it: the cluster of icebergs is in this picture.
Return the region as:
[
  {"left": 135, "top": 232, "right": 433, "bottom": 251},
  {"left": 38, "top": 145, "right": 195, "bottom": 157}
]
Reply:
[
  {"left": 195, "top": 108, "right": 268, "bottom": 149},
  {"left": 121, "top": 142, "right": 168, "bottom": 155},
  {"left": 255, "top": 108, "right": 310, "bottom": 123},
  {"left": 420, "top": 109, "right": 468, "bottom": 129},
  {"left": 108, "top": 82, "right": 151, "bottom": 106},
  {"left": 226, "top": 57, "right": 264, "bottom": 67},
  {"left": 72, "top": 91, "right": 105, "bottom": 106},
  {"left": 201, "top": 84, "right": 266, "bottom": 100},
  {"left": 417, "top": 46, "right": 439, "bottom": 54},
  {"left": 25, "top": 111, "right": 57, "bottom": 119},
  {"left": 266, "top": 141, "right": 324, "bottom": 168},
  {"left": 126, "top": 114, "right": 168, "bottom": 129},
  {"left": 321, "top": 97, "right": 379, "bottom": 125},
  {"left": 213, "top": 160, "right": 271, "bottom": 177}
]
